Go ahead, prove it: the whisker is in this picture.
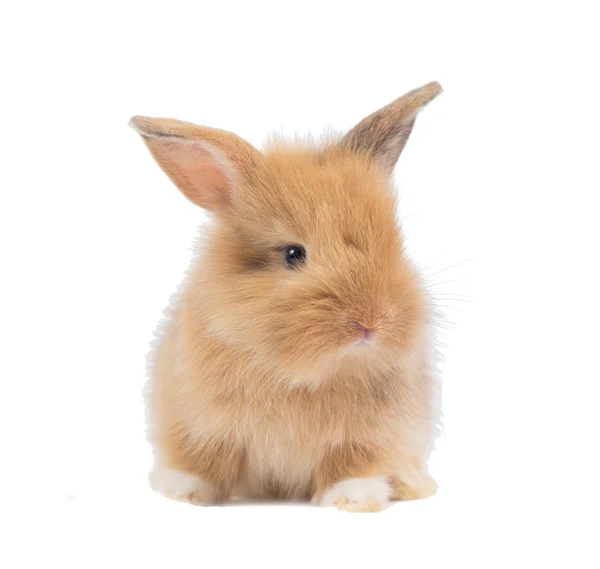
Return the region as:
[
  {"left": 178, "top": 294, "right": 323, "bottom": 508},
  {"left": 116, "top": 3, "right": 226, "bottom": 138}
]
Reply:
[
  {"left": 423, "top": 278, "right": 470, "bottom": 289},
  {"left": 432, "top": 293, "right": 471, "bottom": 299},
  {"left": 435, "top": 303, "right": 468, "bottom": 310},
  {"left": 422, "top": 258, "right": 477, "bottom": 279}
]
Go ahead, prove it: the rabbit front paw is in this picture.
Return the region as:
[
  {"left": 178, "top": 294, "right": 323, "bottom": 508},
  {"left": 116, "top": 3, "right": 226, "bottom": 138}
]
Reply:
[
  {"left": 149, "top": 467, "right": 221, "bottom": 506},
  {"left": 318, "top": 477, "right": 391, "bottom": 512},
  {"left": 391, "top": 473, "right": 438, "bottom": 501}
]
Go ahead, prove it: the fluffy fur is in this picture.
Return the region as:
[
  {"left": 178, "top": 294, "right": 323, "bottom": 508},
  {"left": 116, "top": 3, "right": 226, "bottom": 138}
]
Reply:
[{"left": 131, "top": 81, "right": 443, "bottom": 512}]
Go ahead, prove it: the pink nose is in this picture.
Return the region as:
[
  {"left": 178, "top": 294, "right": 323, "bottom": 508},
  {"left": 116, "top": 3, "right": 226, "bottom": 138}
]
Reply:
[
  {"left": 350, "top": 321, "right": 375, "bottom": 344},
  {"left": 358, "top": 324, "right": 374, "bottom": 342}
]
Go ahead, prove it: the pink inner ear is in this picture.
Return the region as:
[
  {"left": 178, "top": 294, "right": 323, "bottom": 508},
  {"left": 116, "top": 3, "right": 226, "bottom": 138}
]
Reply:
[
  {"left": 185, "top": 152, "right": 232, "bottom": 206},
  {"left": 146, "top": 137, "right": 233, "bottom": 210}
]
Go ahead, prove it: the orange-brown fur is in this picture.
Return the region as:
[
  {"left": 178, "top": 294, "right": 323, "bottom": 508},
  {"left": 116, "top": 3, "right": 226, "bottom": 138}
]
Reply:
[{"left": 132, "top": 82, "right": 443, "bottom": 507}]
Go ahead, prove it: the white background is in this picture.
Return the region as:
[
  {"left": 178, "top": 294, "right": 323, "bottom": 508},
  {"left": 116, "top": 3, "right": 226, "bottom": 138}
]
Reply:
[{"left": 2, "top": 1, "right": 599, "bottom": 567}]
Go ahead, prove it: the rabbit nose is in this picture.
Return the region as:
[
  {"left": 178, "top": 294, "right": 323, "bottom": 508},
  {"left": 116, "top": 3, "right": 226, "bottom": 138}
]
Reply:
[
  {"left": 349, "top": 321, "right": 375, "bottom": 344},
  {"left": 359, "top": 325, "right": 374, "bottom": 343}
]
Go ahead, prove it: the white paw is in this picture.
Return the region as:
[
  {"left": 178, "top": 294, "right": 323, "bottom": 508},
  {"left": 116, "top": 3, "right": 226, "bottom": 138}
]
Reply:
[
  {"left": 320, "top": 477, "right": 391, "bottom": 512},
  {"left": 392, "top": 473, "right": 438, "bottom": 501},
  {"left": 149, "top": 467, "right": 220, "bottom": 505}
]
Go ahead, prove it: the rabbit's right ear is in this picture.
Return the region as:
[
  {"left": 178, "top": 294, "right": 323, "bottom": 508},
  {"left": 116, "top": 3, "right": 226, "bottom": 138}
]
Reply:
[{"left": 129, "top": 116, "right": 261, "bottom": 213}]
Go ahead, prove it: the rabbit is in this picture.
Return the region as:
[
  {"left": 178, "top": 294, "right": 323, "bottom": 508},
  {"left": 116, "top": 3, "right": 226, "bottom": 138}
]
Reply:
[{"left": 130, "top": 81, "right": 443, "bottom": 512}]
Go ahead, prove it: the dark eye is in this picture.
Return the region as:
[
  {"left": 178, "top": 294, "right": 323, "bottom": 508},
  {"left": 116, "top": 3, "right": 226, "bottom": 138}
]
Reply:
[{"left": 284, "top": 245, "right": 306, "bottom": 268}]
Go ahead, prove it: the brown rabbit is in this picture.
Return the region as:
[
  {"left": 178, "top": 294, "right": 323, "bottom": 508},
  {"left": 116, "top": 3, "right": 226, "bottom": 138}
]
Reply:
[{"left": 130, "top": 81, "right": 443, "bottom": 512}]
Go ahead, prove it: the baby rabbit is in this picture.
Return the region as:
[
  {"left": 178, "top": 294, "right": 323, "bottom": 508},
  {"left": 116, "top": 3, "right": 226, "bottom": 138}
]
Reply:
[{"left": 130, "top": 81, "right": 443, "bottom": 512}]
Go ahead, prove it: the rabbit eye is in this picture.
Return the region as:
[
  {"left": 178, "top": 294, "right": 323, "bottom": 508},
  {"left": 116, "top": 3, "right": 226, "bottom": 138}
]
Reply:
[{"left": 284, "top": 245, "right": 306, "bottom": 268}]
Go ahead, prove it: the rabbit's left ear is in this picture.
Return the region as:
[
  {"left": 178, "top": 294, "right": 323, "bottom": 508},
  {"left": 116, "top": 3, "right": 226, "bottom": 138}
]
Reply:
[{"left": 339, "top": 81, "right": 442, "bottom": 172}]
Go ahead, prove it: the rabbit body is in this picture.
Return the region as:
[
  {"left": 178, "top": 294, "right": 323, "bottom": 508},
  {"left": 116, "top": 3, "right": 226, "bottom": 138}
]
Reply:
[{"left": 132, "top": 82, "right": 443, "bottom": 511}]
